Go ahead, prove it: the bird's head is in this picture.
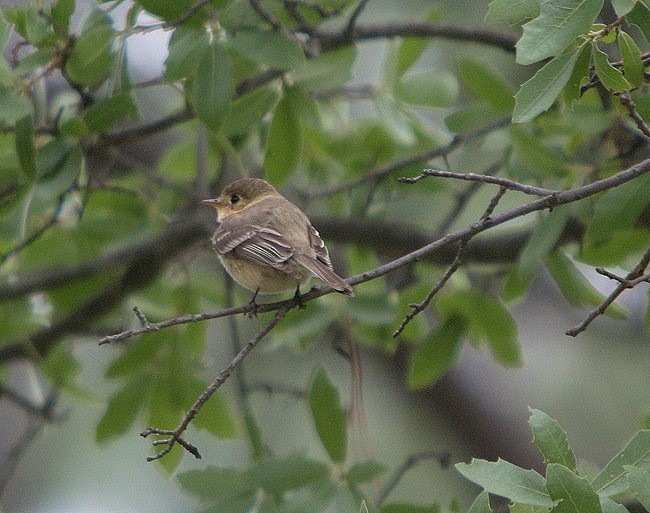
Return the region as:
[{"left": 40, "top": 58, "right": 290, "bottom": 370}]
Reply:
[{"left": 201, "top": 178, "right": 279, "bottom": 220}]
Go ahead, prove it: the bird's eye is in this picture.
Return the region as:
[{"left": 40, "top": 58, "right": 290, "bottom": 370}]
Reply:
[{"left": 230, "top": 194, "right": 240, "bottom": 204}]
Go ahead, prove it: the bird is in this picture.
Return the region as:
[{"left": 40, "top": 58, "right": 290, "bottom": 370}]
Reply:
[{"left": 201, "top": 178, "right": 355, "bottom": 302}]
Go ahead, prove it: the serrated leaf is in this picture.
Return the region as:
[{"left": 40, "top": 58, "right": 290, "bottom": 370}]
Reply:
[
  {"left": 486, "top": 0, "right": 540, "bottom": 24},
  {"left": 513, "top": 49, "right": 581, "bottom": 123},
  {"left": 263, "top": 89, "right": 303, "bottom": 185},
  {"left": 617, "top": 31, "right": 644, "bottom": 87},
  {"left": 529, "top": 409, "right": 577, "bottom": 470},
  {"left": 230, "top": 29, "right": 304, "bottom": 70},
  {"left": 164, "top": 25, "right": 208, "bottom": 82},
  {"left": 407, "top": 316, "right": 465, "bottom": 389},
  {"left": 309, "top": 366, "right": 347, "bottom": 464},
  {"left": 458, "top": 59, "right": 514, "bottom": 112},
  {"left": 192, "top": 40, "right": 234, "bottom": 132},
  {"left": 592, "top": 44, "right": 632, "bottom": 92},
  {"left": 96, "top": 372, "right": 152, "bottom": 442},
  {"left": 625, "top": 465, "right": 650, "bottom": 510},
  {"left": 14, "top": 115, "right": 36, "bottom": 181},
  {"left": 592, "top": 430, "right": 650, "bottom": 497},
  {"left": 546, "top": 251, "right": 628, "bottom": 319},
  {"left": 346, "top": 460, "right": 387, "bottom": 484},
  {"left": 516, "top": 0, "right": 603, "bottom": 65},
  {"left": 83, "top": 92, "right": 138, "bottom": 133},
  {"left": 519, "top": 206, "right": 571, "bottom": 277},
  {"left": 546, "top": 464, "right": 602, "bottom": 513},
  {"left": 456, "top": 458, "right": 553, "bottom": 507},
  {"left": 467, "top": 491, "right": 491, "bottom": 513},
  {"left": 438, "top": 290, "right": 521, "bottom": 366},
  {"left": 612, "top": 0, "right": 639, "bottom": 16},
  {"left": 396, "top": 70, "right": 458, "bottom": 107},
  {"left": 65, "top": 8, "right": 114, "bottom": 86}
]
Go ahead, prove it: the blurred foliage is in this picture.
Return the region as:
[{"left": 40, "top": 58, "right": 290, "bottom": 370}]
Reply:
[{"left": 0, "top": 0, "right": 649, "bottom": 511}]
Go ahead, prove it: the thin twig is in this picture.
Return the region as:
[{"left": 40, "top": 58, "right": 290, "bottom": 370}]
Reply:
[
  {"left": 617, "top": 92, "right": 650, "bottom": 138},
  {"left": 376, "top": 451, "right": 451, "bottom": 507},
  {"left": 140, "top": 306, "right": 289, "bottom": 460},
  {"left": 345, "top": 0, "right": 370, "bottom": 37},
  {"left": 400, "top": 169, "right": 557, "bottom": 197},
  {"left": 393, "top": 187, "right": 508, "bottom": 338},
  {"left": 98, "top": 159, "right": 650, "bottom": 346},
  {"left": 566, "top": 246, "right": 650, "bottom": 336},
  {"left": 248, "top": 0, "right": 283, "bottom": 30},
  {"left": 596, "top": 268, "right": 650, "bottom": 287}
]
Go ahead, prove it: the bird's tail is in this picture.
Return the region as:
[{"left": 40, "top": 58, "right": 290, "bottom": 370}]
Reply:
[{"left": 294, "top": 254, "right": 355, "bottom": 296}]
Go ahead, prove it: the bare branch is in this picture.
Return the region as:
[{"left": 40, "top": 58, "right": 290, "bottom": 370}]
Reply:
[
  {"left": 617, "top": 91, "right": 650, "bottom": 138},
  {"left": 566, "top": 246, "right": 650, "bottom": 337},
  {"left": 400, "top": 169, "right": 557, "bottom": 196},
  {"left": 596, "top": 267, "right": 650, "bottom": 287},
  {"left": 141, "top": 307, "right": 289, "bottom": 461},
  {"left": 345, "top": 0, "right": 370, "bottom": 36}
]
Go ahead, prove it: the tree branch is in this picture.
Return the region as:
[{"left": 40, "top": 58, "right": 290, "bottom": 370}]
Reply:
[
  {"left": 98, "top": 159, "right": 650, "bottom": 345},
  {"left": 140, "top": 307, "right": 289, "bottom": 460},
  {"left": 566, "top": 245, "right": 650, "bottom": 337}
]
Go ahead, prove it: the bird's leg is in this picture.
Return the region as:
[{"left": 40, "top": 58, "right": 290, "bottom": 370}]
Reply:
[
  {"left": 246, "top": 288, "right": 261, "bottom": 318},
  {"left": 293, "top": 283, "right": 306, "bottom": 309}
]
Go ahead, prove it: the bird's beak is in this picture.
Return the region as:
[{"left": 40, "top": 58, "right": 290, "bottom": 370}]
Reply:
[{"left": 201, "top": 198, "right": 222, "bottom": 208}]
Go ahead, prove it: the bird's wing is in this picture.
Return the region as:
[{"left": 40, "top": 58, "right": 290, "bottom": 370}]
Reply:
[
  {"left": 308, "top": 224, "right": 333, "bottom": 269},
  {"left": 213, "top": 225, "right": 294, "bottom": 270}
]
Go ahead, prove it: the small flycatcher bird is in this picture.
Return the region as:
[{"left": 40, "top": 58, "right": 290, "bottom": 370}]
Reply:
[{"left": 201, "top": 178, "right": 355, "bottom": 299}]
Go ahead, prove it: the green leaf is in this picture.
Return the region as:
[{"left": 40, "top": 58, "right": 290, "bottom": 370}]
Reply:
[
  {"left": 592, "top": 430, "right": 650, "bottom": 497},
  {"left": 445, "top": 103, "right": 503, "bottom": 134},
  {"left": 248, "top": 455, "right": 330, "bottom": 494},
  {"left": 177, "top": 466, "right": 255, "bottom": 505},
  {"left": 345, "top": 460, "right": 387, "bottom": 485},
  {"left": 458, "top": 59, "right": 514, "bottom": 112},
  {"left": 628, "top": 3, "right": 650, "bottom": 42},
  {"left": 562, "top": 43, "right": 592, "bottom": 106},
  {"left": 519, "top": 206, "right": 571, "bottom": 277},
  {"left": 456, "top": 458, "right": 554, "bottom": 508},
  {"left": 96, "top": 372, "right": 152, "bottom": 442},
  {"left": 516, "top": 0, "right": 603, "bottom": 65},
  {"left": 510, "top": 125, "right": 570, "bottom": 177},
  {"left": 591, "top": 43, "right": 632, "bottom": 93},
  {"left": 186, "top": 377, "right": 238, "bottom": 439},
  {"left": 486, "top": 0, "right": 540, "bottom": 24},
  {"left": 136, "top": 0, "right": 197, "bottom": 22},
  {"left": 164, "top": 25, "right": 208, "bottom": 82},
  {"left": 467, "top": 491, "right": 491, "bottom": 513},
  {"left": 192, "top": 40, "right": 234, "bottom": 132},
  {"left": 598, "top": 497, "right": 628, "bottom": 513},
  {"left": 14, "top": 115, "right": 36, "bottom": 181},
  {"left": 624, "top": 465, "right": 650, "bottom": 510},
  {"left": 529, "top": 409, "right": 577, "bottom": 470},
  {"left": 83, "top": 92, "right": 138, "bottom": 133},
  {"left": 546, "top": 464, "right": 602, "bottom": 513},
  {"left": 309, "top": 366, "right": 347, "bottom": 464},
  {"left": 396, "top": 70, "right": 458, "bottom": 107},
  {"left": 222, "top": 86, "right": 280, "bottom": 137},
  {"left": 65, "top": 8, "right": 115, "bottom": 86},
  {"left": 51, "top": 0, "right": 75, "bottom": 34},
  {"left": 612, "top": 0, "right": 639, "bottom": 16},
  {"left": 263, "top": 89, "right": 303, "bottom": 185},
  {"left": 407, "top": 316, "right": 465, "bottom": 389},
  {"left": 509, "top": 504, "right": 550, "bottom": 513},
  {"left": 513, "top": 49, "right": 581, "bottom": 123},
  {"left": 396, "top": 38, "right": 431, "bottom": 77},
  {"left": 617, "top": 31, "right": 644, "bottom": 87},
  {"left": 381, "top": 505, "right": 440, "bottom": 513},
  {"left": 546, "top": 251, "right": 628, "bottom": 319},
  {"left": 502, "top": 266, "right": 535, "bottom": 303},
  {"left": 437, "top": 290, "right": 521, "bottom": 366},
  {"left": 230, "top": 29, "right": 304, "bottom": 70},
  {"left": 41, "top": 344, "right": 92, "bottom": 398},
  {"left": 293, "top": 46, "right": 356, "bottom": 91}
]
